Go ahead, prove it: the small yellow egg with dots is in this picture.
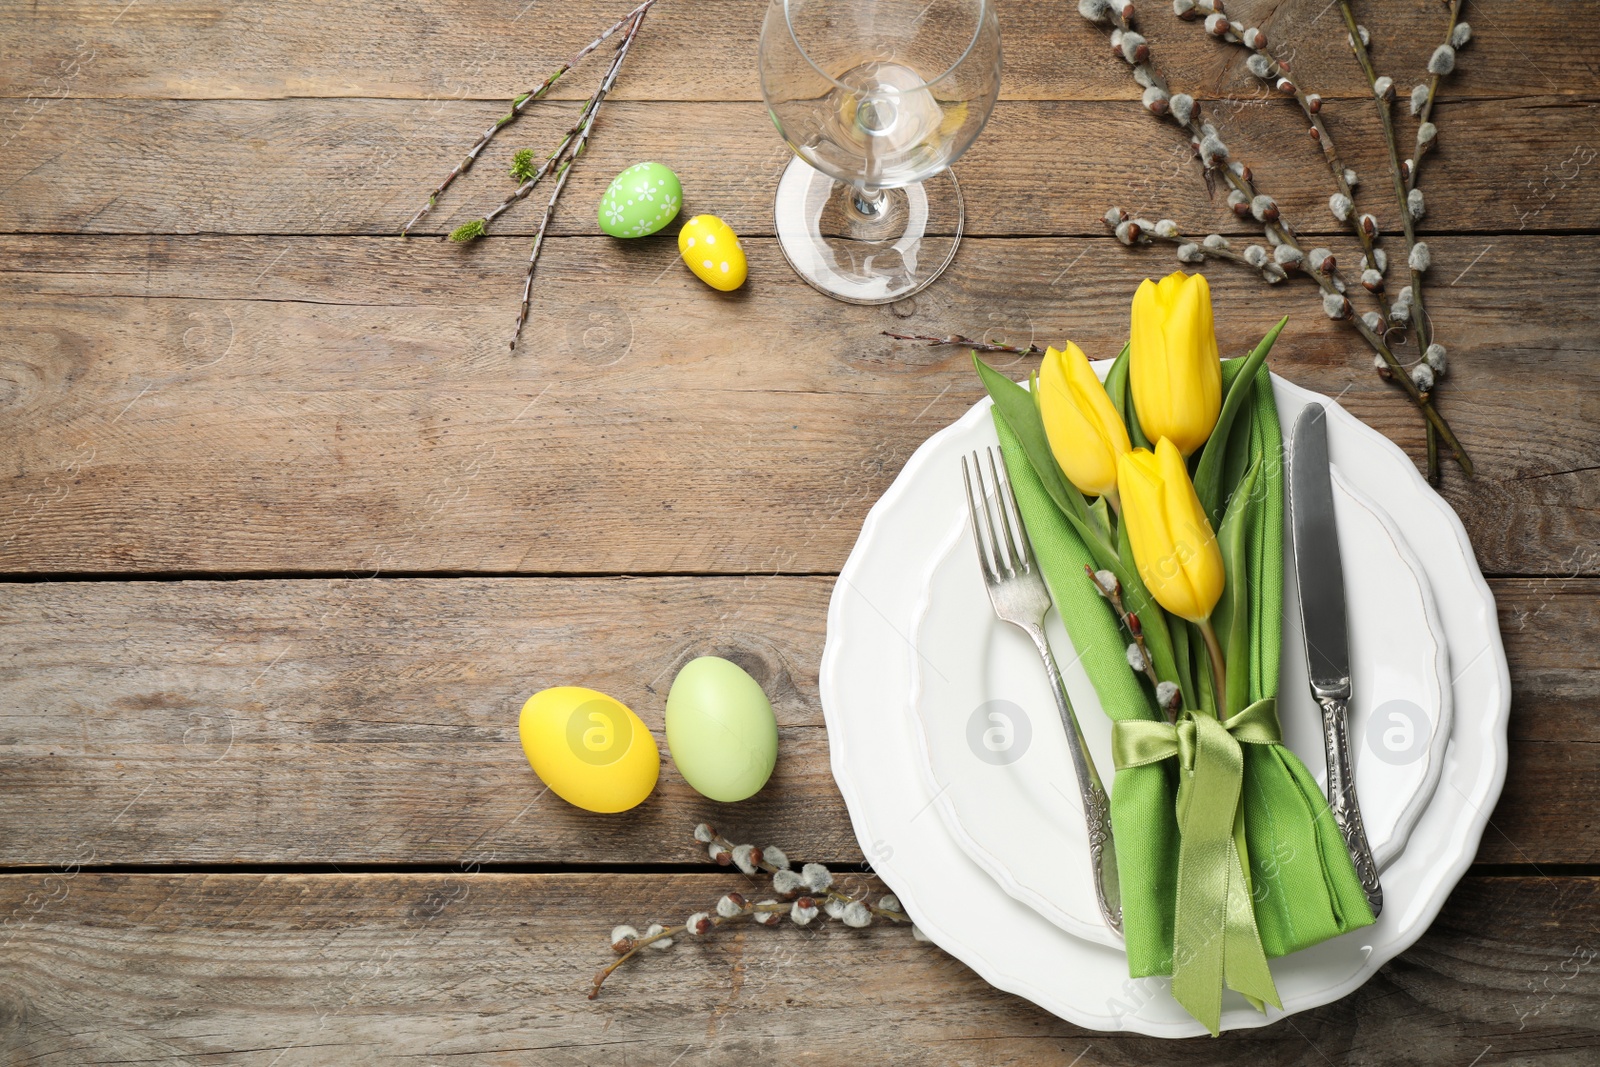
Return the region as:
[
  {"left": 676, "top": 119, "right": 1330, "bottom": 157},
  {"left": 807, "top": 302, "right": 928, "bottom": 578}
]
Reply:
[{"left": 677, "top": 214, "right": 747, "bottom": 292}]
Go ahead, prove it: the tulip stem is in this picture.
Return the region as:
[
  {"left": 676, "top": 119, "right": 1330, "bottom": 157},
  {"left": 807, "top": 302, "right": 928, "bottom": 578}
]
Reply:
[{"left": 1199, "top": 617, "right": 1227, "bottom": 715}]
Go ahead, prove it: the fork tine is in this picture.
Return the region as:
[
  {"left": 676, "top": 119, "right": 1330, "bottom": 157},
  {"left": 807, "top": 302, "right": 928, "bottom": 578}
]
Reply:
[
  {"left": 961, "top": 453, "right": 996, "bottom": 584},
  {"left": 973, "top": 451, "right": 1010, "bottom": 577},
  {"left": 986, "top": 447, "right": 1030, "bottom": 573},
  {"left": 985, "top": 444, "right": 1024, "bottom": 572}
]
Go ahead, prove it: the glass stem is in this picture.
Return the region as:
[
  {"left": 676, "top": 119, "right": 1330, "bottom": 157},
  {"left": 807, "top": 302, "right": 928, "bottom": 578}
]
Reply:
[{"left": 852, "top": 185, "right": 886, "bottom": 218}]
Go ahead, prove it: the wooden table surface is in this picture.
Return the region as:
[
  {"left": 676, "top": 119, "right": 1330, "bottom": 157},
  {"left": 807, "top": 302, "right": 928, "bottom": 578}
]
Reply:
[{"left": 2, "top": 1, "right": 1597, "bottom": 1062}]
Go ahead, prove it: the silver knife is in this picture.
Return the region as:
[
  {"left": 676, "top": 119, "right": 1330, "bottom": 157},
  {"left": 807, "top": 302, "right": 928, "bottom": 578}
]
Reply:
[{"left": 1289, "top": 405, "right": 1383, "bottom": 918}]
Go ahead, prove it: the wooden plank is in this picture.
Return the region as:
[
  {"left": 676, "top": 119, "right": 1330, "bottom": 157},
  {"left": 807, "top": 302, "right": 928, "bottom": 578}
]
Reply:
[
  {"left": 0, "top": 872, "right": 1594, "bottom": 1063},
  {"left": 1, "top": 234, "right": 1595, "bottom": 576},
  {"left": 2, "top": 96, "right": 1596, "bottom": 238},
  {"left": 0, "top": 0, "right": 1590, "bottom": 103},
  {"left": 0, "top": 576, "right": 1591, "bottom": 867}
]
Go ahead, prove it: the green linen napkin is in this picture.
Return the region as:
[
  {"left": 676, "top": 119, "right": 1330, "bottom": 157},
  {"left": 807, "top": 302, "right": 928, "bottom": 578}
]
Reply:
[{"left": 993, "top": 359, "right": 1375, "bottom": 983}]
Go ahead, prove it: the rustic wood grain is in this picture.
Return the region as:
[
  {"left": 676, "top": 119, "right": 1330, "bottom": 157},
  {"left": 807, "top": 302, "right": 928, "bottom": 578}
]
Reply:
[
  {"left": 0, "top": 0, "right": 1589, "bottom": 104},
  {"left": 2, "top": 96, "right": 1595, "bottom": 238},
  {"left": 2, "top": 235, "right": 1595, "bottom": 577},
  {"left": 0, "top": 872, "right": 1595, "bottom": 1065},
  {"left": 0, "top": 576, "right": 1591, "bottom": 868}
]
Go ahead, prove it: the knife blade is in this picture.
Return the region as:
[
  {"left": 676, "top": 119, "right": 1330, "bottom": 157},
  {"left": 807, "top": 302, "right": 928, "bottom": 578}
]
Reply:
[{"left": 1289, "top": 404, "right": 1383, "bottom": 917}]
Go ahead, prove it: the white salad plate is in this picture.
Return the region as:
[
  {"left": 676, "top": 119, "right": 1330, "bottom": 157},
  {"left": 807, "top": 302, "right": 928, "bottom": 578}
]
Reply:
[
  {"left": 819, "top": 371, "right": 1509, "bottom": 1036},
  {"left": 906, "top": 412, "right": 1453, "bottom": 946}
]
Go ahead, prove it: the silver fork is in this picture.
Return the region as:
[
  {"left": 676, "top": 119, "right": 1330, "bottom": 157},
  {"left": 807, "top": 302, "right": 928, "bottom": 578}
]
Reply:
[{"left": 962, "top": 448, "right": 1122, "bottom": 934}]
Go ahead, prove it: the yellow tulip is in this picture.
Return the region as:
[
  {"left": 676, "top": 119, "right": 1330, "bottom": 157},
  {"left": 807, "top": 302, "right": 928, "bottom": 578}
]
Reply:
[
  {"left": 1117, "top": 437, "right": 1225, "bottom": 623},
  {"left": 1130, "top": 271, "right": 1223, "bottom": 456},
  {"left": 1039, "top": 342, "right": 1132, "bottom": 499}
]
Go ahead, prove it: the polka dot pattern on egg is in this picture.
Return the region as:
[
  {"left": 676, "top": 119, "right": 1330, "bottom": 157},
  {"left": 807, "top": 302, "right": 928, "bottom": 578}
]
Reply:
[{"left": 677, "top": 215, "right": 747, "bottom": 292}]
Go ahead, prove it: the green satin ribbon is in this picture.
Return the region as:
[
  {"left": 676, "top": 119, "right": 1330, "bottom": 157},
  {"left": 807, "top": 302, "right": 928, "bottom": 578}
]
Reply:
[{"left": 1112, "top": 697, "right": 1285, "bottom": 1035}]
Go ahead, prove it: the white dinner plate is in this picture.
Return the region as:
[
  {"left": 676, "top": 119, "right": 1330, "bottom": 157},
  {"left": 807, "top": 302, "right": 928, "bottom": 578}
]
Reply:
[
  {"left": 820, "top": 372, "right": 1508, "bottom": 1035},
  {"left": 906, "top": 384, "right": 1453, "bottom": 946}
]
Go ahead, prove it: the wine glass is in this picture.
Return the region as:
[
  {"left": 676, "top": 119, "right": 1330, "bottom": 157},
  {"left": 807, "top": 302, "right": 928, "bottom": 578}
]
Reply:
[{"left": 759, "top": 0, "right": 1002, "bottom": 304}]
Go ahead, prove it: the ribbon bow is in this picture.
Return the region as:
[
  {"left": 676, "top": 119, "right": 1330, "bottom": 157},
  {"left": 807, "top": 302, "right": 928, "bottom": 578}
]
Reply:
[{"left": 1112, "top": 698, "right": 1285, "bottom": 1035}]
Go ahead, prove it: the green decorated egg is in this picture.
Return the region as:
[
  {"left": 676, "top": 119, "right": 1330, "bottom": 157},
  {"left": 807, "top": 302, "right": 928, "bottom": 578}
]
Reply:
[{"left": 597, "top": 162, "right": 682, "bottom": 238}]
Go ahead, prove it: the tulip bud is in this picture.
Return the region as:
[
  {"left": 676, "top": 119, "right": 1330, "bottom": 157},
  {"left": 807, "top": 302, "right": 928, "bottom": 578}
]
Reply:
[
  {"left": 1038, "top": 343, "right": 1133, "bottom": 499},
  {"left": 1129, "top": 272, "right": 1223, "bottom": 457},
  {"left": 1116, "top": 438, "right": 1225, "bottom": 622}
]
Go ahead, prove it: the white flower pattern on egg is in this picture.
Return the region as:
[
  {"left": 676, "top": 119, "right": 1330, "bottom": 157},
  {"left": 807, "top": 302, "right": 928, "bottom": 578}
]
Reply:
[{"left": 598, "top": 162, "right": 682, "bottom": 238}]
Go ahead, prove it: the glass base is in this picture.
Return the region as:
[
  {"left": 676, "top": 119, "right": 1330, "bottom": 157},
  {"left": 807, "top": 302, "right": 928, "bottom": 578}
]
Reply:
[{"left": 772, "top": 155, "right": 964, "bottom": 305}]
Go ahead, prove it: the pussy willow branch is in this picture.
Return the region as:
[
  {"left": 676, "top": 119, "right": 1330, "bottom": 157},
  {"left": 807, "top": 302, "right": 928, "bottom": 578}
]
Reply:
[
  {"left": 1085, "top": 564, "right": 1170, "bottom": 715},
  {"left": 1337, "top": 0, "right": 1449, "bottom": 479},
  {"left": 1183, "top": 3, "right": 1390, "bottom": 322},
  {"left": 1409, "top": 0, "right": 1465, "bottom": 192},
  {"left": 510, "top": 8, "right": 647, "bottom": 350},
  {"left": 400, "top": 0, "right": 660, "bottom": 236},
  {"left": 589, "top": 825, "right": 912, "bottom": 1000},
  {"left": 880, "top": 331, "right": 1045, "bottom": 356},
  {"left": 1086, "top": 1, "right": 1472, "bottom": 477}
]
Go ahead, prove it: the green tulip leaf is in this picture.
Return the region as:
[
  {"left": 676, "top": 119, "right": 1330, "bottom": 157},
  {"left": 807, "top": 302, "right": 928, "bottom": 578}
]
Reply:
[
  {"left": 1194, "top": 315, "right": 1286, "bottom": 523},
  {"left": 1214, "top": 456, "right": 1262, "bottom": 716}
]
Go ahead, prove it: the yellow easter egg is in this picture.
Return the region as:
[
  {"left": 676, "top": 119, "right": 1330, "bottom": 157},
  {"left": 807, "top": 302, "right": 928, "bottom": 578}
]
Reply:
[
  {"left": 519, "top": 687, "right": 660, "bottom": 813},
  {"left": 677, "top": 214, "right": 747, "bottom": 291}
]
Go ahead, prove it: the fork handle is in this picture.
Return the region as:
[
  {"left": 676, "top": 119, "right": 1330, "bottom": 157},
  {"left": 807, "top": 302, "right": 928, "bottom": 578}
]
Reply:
[{"left": 1026, "top": 625, "right": 1123, "bottom": 935}]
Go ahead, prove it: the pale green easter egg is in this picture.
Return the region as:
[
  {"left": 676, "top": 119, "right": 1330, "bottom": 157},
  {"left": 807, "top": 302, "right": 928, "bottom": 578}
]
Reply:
[
  {"left": 665, "top": 656, "right": 777, "bottom": 803},
  {"left": 597, "top": 161, "right": 683, "bottom": 238}
]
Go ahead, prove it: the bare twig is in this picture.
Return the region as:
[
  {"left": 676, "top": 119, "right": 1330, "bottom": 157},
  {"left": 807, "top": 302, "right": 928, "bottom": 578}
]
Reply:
[
  {"left": 881, "top": 331, "right": 1045, "bottom": 356},
  {"left": 509, "top": 8, "right": 648, "bottom": 350},
  {"left": 401, "top": 0, "right": 660, "bottom": 236}
]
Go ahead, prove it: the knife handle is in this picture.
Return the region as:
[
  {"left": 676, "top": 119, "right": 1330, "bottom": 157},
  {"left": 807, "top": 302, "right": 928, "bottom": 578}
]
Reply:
[{"left": 1317, "top": 692, "right": 1384, "bottom": 918}]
